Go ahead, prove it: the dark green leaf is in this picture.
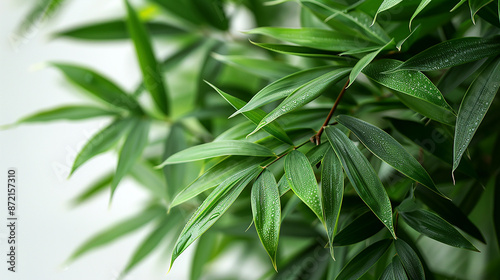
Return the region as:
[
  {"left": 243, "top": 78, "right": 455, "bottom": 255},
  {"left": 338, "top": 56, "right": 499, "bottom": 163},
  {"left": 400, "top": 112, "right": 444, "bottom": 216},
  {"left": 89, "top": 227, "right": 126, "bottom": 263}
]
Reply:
[
  {"left": 192, "top": 0, "right": 228, "bottom": 30},
  {"left": 380, "top": 256, "right": 408, "bottom": 280},
  {"left": 409, "top": 0, "right": 432, "bottom": 29},
  {"left": 469, "top": 0, "right": 494, "bottom": 23},
  {"left": 348, "top": 39, "right": 394, "bottom": 87},
  {"left": 163, "top": 123, "right": 189, "bottom": 201},
  {"left": 149, "top": 0, "right": 203, "bottom": 25},
  {"left": 19, "top": 105, "right": 117, "bottom": 123},
  {"left": 394, "top": 239, "right": 425, "bottom": 280},
  {"left": 326, "top": 126, "right": 395, "bottom": 238},
  {"left": 251, "top": 41, "right": 350, "bottom": 60},
  {"left": 251, "top": 169, "right": 281, "bottom": 270},
  {"left": 333, "top": 211, "right": 385, "bottom": 246}
]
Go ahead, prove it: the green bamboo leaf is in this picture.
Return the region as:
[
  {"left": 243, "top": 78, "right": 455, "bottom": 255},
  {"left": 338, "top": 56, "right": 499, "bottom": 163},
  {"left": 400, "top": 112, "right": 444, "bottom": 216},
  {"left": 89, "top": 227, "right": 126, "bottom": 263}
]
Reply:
[
  {"left": 409, "top": 0, "right": 432, "bottom": 30},
  {"left": 251, "top": 169, "right": 281, "bottom": 270},
  {"left": 453, "top": 56, "right": 500, "bottom": 174},
  {"left": 339, "top": 46, "right": 381, "bottom": 56},
  {"left": 111, "top": 118, "right": 151, "bottom": 198},
  {"left": 333, "top": 211, "right": 385, "bottom": 246},
  {"left": 373, "top": 0, "right": 403, "bottom": 23},
  {"left": 54, "top": 19, "right": 185, "bottom": 40},
  {"left": 149, "top": 0, "right": 203, "bottom": 25},
  {"left": 67, "top": 205, "right": 164, "bottom": 262},
  {"left": 336, "top": 115, "right": 445, "bottom": 198},
  {"left": 451, "top": 0, "right": 467, "bottom": 12},
  {"left": 18, "top": 105, "right": 118, "bottom": 123},
  {"left": 400, "top": 209, "right": 479, "bottom": 251},
  {"left": 246, "top": 27, "right": 374, "bottom": 52},
  {"left": 190, "top": 231, "right": 218, "bottom": 280},
  {"left": 325, "top": 126, "right": 395, "bottom": 238},
  {"left": 348, "top": 39, "right": 394, "bottom": 87},
  {"left": 163, "top": 123, "right": 189, "bottom": 201},
  {"left": 394, "top": 239, "right": 425, "bottom": 280},
  {"left": 277, "top": 174, "right": 291, "bottom": 196},
  {"left": 206, "top": 82, "right": 293, "bottom": 145},
  {"left": 285, "top": 150, "right": 323, "bottom": 223},
  {"left": 170, "top": 166, "right": 261, "bottom": 269},
  {"left": 51, "top": 63, "right": 142, "bottom": 113},
  {"left": 469, "top": 0, "right": 494, "bottom": 23},
  {"left": 251, "top": 68, "right": 350, "bottom": 135},
  {"left": 70, "top": 118, "right": 133, "bottom": 176},
  {"left": 363, "top": 59, "right": 455, "bottom": 125},
  {"left": 170, "top": 157, "right": 264, "bottom": 208},
  {"left": 388, "top": 37, "right": 500, "bottom": 72},
  {"left": 212, "top": 54, "right": 300, "bottom": 80},
  {"left": 380, "top": 256, "right": 408, "bottom": 280},
  {"left": 233, "top": 66, "right": 339, "bottom": 116},
  {"left": 321, "top": 149, "right": 344, "bottom": 258},
  {"left": 125, "top": 0, "right": 170, "bottom": 115},
  {"left": 250, "top": 41, "right": 350, "bottom": 60},
  {"left": 122, "top": 214, "right": 179, "bottom": 274},
  {"left": 306, "top": 142, "right": 331, "bottom": 166},
  {"left": 71, "top": 173, "right": 113, "bottom": 206},
  {"left": 396, "top": 25, "right": 420, "bottom": 51},
  {"left": 437, "top": 59, "right": 486, "bottom": 95},
  {"left": 191, "top": 0, "right": 228, "bottom": 30},
  {"left": 158, "top": 140, "right": 275, "bottom": 167},
  {"left": 335, "top": 239, "right": 392, "bottom": 280},
  {"left": 130, "top": 160, "right": 168, "bottom": 201}
]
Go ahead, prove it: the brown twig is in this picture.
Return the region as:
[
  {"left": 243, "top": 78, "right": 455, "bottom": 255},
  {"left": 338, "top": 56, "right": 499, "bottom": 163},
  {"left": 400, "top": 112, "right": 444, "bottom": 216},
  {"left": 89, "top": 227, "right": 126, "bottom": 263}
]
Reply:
[
  {"left": 262, "top": 140, "right": 310, "bottom": 169},
  {"left": 311, "top": 78, "right": 350, "bottom": 145}
]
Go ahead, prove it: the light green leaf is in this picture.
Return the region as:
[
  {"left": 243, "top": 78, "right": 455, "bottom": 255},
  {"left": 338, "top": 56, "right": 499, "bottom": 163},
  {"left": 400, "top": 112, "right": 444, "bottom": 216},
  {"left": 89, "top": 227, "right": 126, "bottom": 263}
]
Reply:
[
  {"left": 380, "top": 256, "right": 408, "bottom": 280},
  {"left": 170, "top": 166, "right": 261, "bottom": 269},
  {"left": 18, "top": 105, "right": 117, "bottom": 123},
  {"left": 125, "top": 0, "right": 170, "bottom": 115},
  {"left": 394, "top": 239, "right": 425, "bottom": 280},
  {"left": 130, "top": 160, "right": 168, "bottom": 201},
  {"left": 339, "top": 46, "right": 381, "bottom": 56},
  {"left": 335, "top": 239, "right": 392, "bottom": 280},
  {"left": 374, "top": 0, "right": 403, "bottom": 23},
  {"left": 15, "top": 0, "right": 66, "bottom": 44},
  {"left": 67, "top": 205, "right": 164, "bottom": 262},
  {"left": 246, "top": 27, "right": 373, "bottom": 52},
  {"left": 336, "top": 115, "right": 445, "bottom": 198},
  {"left": 363, "top": 59, "right": 455, "bottom": 125},
  {"left": 70, "top": 118, "right": 133, "bottom": 176},
  {"left": 250, "top": 41, "right": 350, "bottom": 60},
  {"left": 251, "top": 67, "right": 350, "bottom": 134},
  {"left": 54, "top": 19, "right": 185, "bottom": 40},
  {"left": 51, "top": 63, "right": 142, "bottom": 113},
  {"left": 348, "top": 39, "right": 394, "bottom": 87},
  {"left": 163, "top": 124, "right": 189, "bottom": 201},
  {"left": 409, "top": 0, "right": 432, "bottom": 30},
  {"left": 158, "top": 140, "right": 275, "bottom": 166},
  {"left": 321, "top": 149, "right": 343, "bottom": 259},
  {"left": 396, "top": 25, "right": 420, "bottom": 51},
  {"left": 400, "top": 209, "right": 479, "bottom": 251},
  {"left": 71, "top": 173, "right": 113, "bottom": 206},
  {"left": 251, "top": 169, "right": 281, "bottom": 270},
  {"left": 451, "top": 0, "right": 467, "bottom": 12},
  {"left": 306, "top": 142, "right": 331, "bottom": 166},
  {"left": 453, "top": 56, "right": 500, "bottom": 174},
  {"left": 333, "top": 211, "right": 385, "bottom": 246},
  {"left": 206, "top": 82, "right": 293, "bottom": 145},
  {"left": 469, "top": 0, "right": 494, "bottom": 23},
  {"left": 277, "top": 174, "right": 291, "bottom": 196},
  {"left": 233, "top": 66, "right": 339, "bottom": 115},
  {"left": 325, "top": 126, "right": 395, "bottom": 238},
  {"left": 388, "top": 37, "right": 500, "bottom": 72},
  {"left": 212, "top": 54, "right": 300, "bottom": 80},
  {"left": 285, "top": 150, "right": 323, "bottom": 223},
  {"left": 190, "top": 231, "right": 218, "bottom": 280},
  {"left": 111, "top": 118, "right": 151, "bottom": 198}
]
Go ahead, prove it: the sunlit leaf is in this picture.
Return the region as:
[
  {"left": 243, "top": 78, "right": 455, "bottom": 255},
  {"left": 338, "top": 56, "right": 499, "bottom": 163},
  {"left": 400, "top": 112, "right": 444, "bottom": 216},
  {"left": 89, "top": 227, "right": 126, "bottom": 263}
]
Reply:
[
  {"left": 325, "top": 126, "right": 395, "bottom": 238},
  {"left": 394, "top": 239, "right": 425, "bottom": 280},
  {"left": 453, "top": 56, "right": 500, "bottom": 174},
  {"left": 18, "top": 105, "right": 117, "bottom": 123}
]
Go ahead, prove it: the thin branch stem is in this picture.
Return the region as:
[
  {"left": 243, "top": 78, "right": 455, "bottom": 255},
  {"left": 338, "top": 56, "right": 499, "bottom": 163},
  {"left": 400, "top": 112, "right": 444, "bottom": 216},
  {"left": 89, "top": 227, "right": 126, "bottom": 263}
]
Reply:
[
  {"left": 262, "top": 139, "right": 310, "bottom": 169},
  {"left": 311, "top": 78, "right": 350, "bottom": 145}
]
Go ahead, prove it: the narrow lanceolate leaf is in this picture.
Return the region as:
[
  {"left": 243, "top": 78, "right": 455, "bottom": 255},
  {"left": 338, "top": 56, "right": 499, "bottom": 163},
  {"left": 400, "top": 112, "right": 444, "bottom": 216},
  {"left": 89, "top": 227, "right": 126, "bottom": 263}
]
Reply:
[
  {"left": 54, "top": 19, "right": 185, "bottom": 40},
  {"left": 333, "top": 211, "right": 385, "bottom": 246},
  {"left": 51, "top": 63, "right": 142, "bottom": 113},
  {"left": 170, "top": 157, "right": 264, "bottom": 208},
  {"left": 190, "top": 231, "right": 218, "bottom": 280},
  {"left": 388, "top": 37, "right": 500, "bottom": 72},
  {"left": 246, "top": 27, "right": 373, "bottom": 52},
  {"left": 285, "top": 150, "right": 323, "bottom": 223},
  {"left": 111, "top": 118, "right": 151, "bottom": 197},
  {"left": 409, "top": 0, "right": 432, "bottom": 30},
  {"left": 70, "top": 118, "right": 132, "bottom": 176},
  {"left": 335, "top": 239, "right": 392, "bottom": 280},
  {"left": 250, "top": 42, "right": 348, "bottom": 60},
  {"left": 68, "top": 205, "right": 164, "bottom": 262},
  {"left": 363, "top": 59, "right": 455, "bottom": 125},
  {"left": 234, "top": 66, "right": 338, "bottom": 115},
  {"left": 163, "top": 124, "right": 189, "bottom": 201},
  {"left": 470, "top": 0, "right": 494, "bottom": 23},
  {"left": 394, "top": 239, "right": 425, "bottom": 280},
  {"left": 336, "top": 115, "right": 445, "bottom": 198},
  {"left": 125, "top": 0, "right": 169, "bottom": 115},
  {"left": 170, "top": 166, "right": 261, "bottom": 269},
  {"left": 71, "top": 173, "right": 113, "bottom": 206},
  {"left": 251, "top": 68, "right": 350, "bottom": 135},
  {"left": 19, "top": 105, "right": 117, "bottom": 123},
  {"left": 451, "top": 0, "right": 467, "bottom": 12},
  {"left": 374, "top": 0, "right": 403, "bottom": 23},
  {"left": 158, "top": 140, "right": 275, "bottom": 167},
  {"left": 206, "top": 82, "right": 293, "bottom": 145},
  {"left": 325, "top": 126, "right": 395, "bottom": 238},
  {"left": 348, "top": 39, "right": 394, "bottom": 87},
  {"left": 251, "top": 169, "right": 281, "bottom": 270},
  {"left": 212, "top": 54, "right": 300, "bottom": 80},
  {"left": 380, "top": 256, "right": 408, "bottom": 280},
  {"left": 453, "top": 56, "right": 500, "bottom": 174},
  {"left": 321, "top": 149, "right": 344, "bottom": 259},
  {"left": 15, "top": 0, "right": 66, "bottom": 44},
  {"left": 400, "top": 209, "right": 478, "bottom": 251}
]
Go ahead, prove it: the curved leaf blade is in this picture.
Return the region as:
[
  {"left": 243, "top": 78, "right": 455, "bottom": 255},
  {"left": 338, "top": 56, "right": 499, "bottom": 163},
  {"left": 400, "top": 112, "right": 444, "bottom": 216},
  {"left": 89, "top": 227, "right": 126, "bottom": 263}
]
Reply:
[
  {"left": 251, "top": 169, "right": 281, "bottom": 270},
  {"left": 251, "top": 41, "right": 350, "bottom": 60},
  {"left": 394, "top": 239, "right": 425, "bottom": 280},
  {"left": 409, "top": 0, "right": 432, "bottom": 30},
  {"left": 285, "top": 150, "right": 323, "bottom": 222},
  {"left": 333, "top": 211, "right": 385, "bottom": 246},
  {"left": 336, "top": 115, "right": 445, "bottom": 198},
  {"left": 19, "top": 105, "right": 117, "bottom": 123},
  {"left": 470, "top": 0, "right": 494, "bottom": 23},
  {"left": 380, "top": 256, "right": 409, "bottom": 280},
  {"left": 348, "top": 39, "right": 394, "bottom": 87},
  {"left": 374, "top": 0, "right": 403, "bottom": 23},
  {"left": 325, "top": 126, "right": 395, "bottom": 238}
]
